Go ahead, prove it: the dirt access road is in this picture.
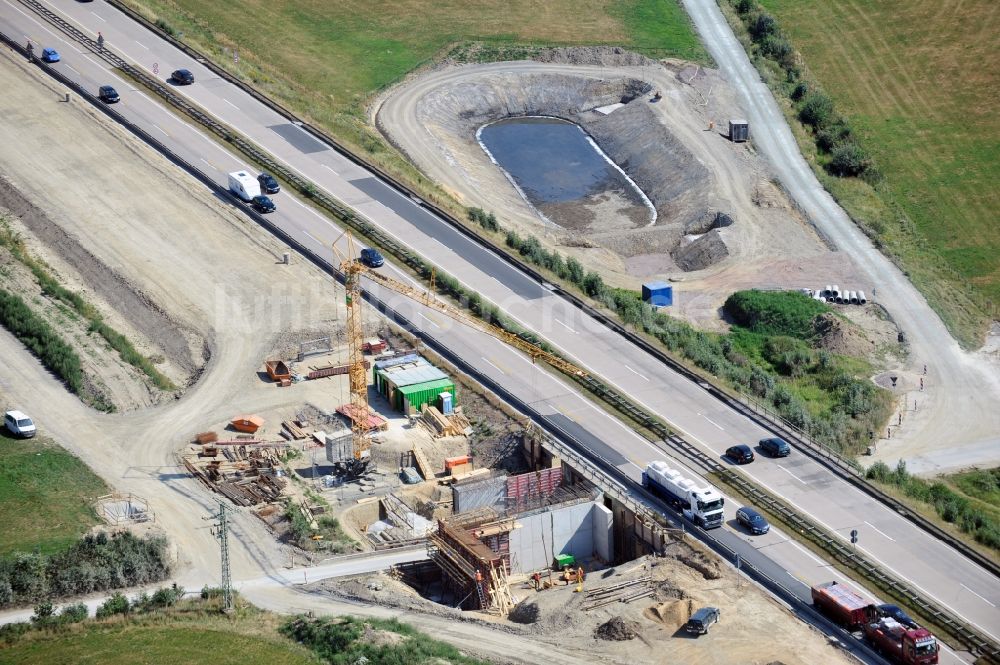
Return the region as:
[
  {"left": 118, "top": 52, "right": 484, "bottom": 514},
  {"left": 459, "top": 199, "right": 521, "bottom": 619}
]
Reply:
[
  {"left": 680, "top": 0, "right": 1000, "bottom": 473},
  {"left": 376, "top": 55, "right": 1000, "bottom": 474},
  {"left": 0, "top": 49, "right": 598, "bottom": 664}
]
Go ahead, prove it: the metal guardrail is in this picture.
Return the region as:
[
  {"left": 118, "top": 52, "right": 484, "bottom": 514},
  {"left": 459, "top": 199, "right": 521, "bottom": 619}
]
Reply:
[
  {"left": 10, "top": 7, "right": 997, "bottom": 659},
  {"left": 69, "top": 0, "right": 1000, "bottom": 583}
]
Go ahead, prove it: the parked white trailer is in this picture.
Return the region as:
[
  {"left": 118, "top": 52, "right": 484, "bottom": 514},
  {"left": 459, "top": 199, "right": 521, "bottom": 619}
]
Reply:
[
  {"left": 228, "top": 171, "right": 260, "bottom": 202},
  {"left": 643, "top": 461, "right": 725, "bottom": 528}
]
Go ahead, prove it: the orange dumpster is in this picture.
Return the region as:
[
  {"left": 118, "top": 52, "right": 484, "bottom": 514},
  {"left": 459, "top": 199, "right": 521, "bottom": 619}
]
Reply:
[{"left": 231, "top": 414, "right": 265, "bottom": 433}]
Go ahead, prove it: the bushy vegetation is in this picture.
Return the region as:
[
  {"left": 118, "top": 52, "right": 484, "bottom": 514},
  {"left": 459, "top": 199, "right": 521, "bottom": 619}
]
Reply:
[
  {"left": 283, "top": 504, "right": 355, "bottom": 554},
  {"left": 492, "top": 212, "right": 890, "bottom": 454},
  {"left": 723, "top": 290, "right": 828, "bottom": 340},
  {"left": 281, "top": 615, "right": 489, "bottom": 665},
  {"left": 0, "top": 593, "right": 320, "bottom": 664},
  {"left": 0, "top": 532, "right": 170, "bottom": 608},
  {"left": 0, "top": 289, "right": 83, "bottom": 395},
  {"left": 0, "top": 218, "right": 175, "bottom": 391},
  {"left": 725, "top": 0, "right": 879, "bottom": 183},
  {"left": 867, "top": 462, "right": 1000, "bottom": 551}
]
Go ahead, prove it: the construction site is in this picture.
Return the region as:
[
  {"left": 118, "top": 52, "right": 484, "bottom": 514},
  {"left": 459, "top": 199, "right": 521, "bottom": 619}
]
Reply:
[{"left": 0, "top": 16, "right": 961, "bottom": 665}]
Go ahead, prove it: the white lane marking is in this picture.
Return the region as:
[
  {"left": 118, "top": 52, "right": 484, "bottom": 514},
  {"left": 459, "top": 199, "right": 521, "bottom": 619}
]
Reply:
[
  {"left": 417, "top": 312, "right": 439, "bottom": 328},
  {"left": 199, "top": 158, "right": 217, "bottom": 170},
  {"left": 961, "top": 584, "right": 997, "bottom": 608},
  {"left": 481, "top": 357, "right": 504, "bottom": 374},
  {"left": 863, "top": 520, "right": 896, "bottom": 542},
  {"left": 134, "top": 40, "right": 149, "bottom": 50},
  {"left": 321, "top": 164, "right": 339, "bottom": 175},
  {"left": 223, "top": 98, "right": 239, "bottom": 110},
  {"left": 555, "top": 319, "right": 577, "bottom": 333},
  {"left": 699, "top": 413, "right": 725, "bottom": 431},
  {"left": 90, "top": 11, "right": 106, "bottom": 21},
  {"left": 776, "top": 464, "right": 807, "bottom": 485},
  {"left": 151, "top": 124, "right": 169, "bottom": 136},
  {"left": 430, "top": 238, "right": 451, "bottom": 251},
  {"left": 64, "top": 64, "right": 80, "bottom": 75},
  {"left": 301, "top": 229, "right": 322, "bottom": 245},
  {"left": 625, "top": 365, "right": 649, "bottom": 381},
  {"left": 11, "top": 3, "right": 42, "bottom": 27}
]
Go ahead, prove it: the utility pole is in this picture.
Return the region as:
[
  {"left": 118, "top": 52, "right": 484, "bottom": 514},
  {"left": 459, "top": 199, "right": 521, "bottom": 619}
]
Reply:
[{"left": 209, "top": 501, "right": 234, "bottom": 612}]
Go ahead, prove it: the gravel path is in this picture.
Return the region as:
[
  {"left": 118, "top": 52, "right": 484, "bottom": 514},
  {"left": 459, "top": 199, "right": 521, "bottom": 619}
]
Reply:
[{"left": 680, "top": 0, "right": 1000, "bottom": 470}]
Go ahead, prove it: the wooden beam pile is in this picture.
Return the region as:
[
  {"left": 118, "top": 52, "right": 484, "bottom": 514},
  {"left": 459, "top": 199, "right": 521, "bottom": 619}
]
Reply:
[
  {"left": 421, "top": 406, "right": 473, "bottom": 438},
  {"left": 182, "top": 444, "right": 289, "bottom": 507}
]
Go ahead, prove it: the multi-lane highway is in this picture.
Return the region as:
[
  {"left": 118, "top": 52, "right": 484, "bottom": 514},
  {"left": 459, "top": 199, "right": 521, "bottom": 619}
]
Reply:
[{"left": 0, "top": 0, "right": 995, "bottom": 657}]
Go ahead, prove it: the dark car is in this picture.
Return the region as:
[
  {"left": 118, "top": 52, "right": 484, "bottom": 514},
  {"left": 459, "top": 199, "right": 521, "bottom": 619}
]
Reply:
[
  {"left": 257, "top": 173, "right": 280, "bottom": 194},
  {"left": 41, "top": 47, "right": 61, "bottom": 63},
  {"left": 736, "top": 506, "right": 770, "bottom": 535},
  {"left": 759, "top": 436, "right": 791, "bottom": 457},
  {"left": 360, "top": 247, "right": 384, "bottom": 268},
  {"left": 98, "top": 85, "right": 120, "bottom": 103},
  {"left": 251, "top": 195, "right": 276, "bottom": 213},
  {"left": 171, "top": 68, "right": 194, "bottom": 85},
  {"left": 725, "top": 444, "right": 754, "bottom": 464},
  {"left": 685, "top": 607, "right": 720, "bottom": 635},
  {"left": 878, "top": 604, "right": 918, "bottom": 629}
]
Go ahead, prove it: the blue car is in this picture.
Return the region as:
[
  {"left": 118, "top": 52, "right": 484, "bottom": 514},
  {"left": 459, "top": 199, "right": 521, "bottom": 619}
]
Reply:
[
  {"left": 41, "top": 47, "right": 60, "bottom": 63},
  {"left": 736, "top": 506, "right": 770, "bottom": 535},
  {"left": 360, "top": 247, "right": 384, "bottom": 268}
]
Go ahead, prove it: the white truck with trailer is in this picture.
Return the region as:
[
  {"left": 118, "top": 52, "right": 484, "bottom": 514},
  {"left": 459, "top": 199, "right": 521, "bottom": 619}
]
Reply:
[
  {"left": 228, "top": 171, "right": 261, "bottom": 202},
  {"left": 643, "top": 461, "right": 725, "bottom": 528}
]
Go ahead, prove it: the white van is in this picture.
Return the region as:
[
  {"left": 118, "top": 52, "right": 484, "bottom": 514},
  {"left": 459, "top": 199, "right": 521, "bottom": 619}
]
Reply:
[
  {"left": 228, "top": 171, "right": 261, "bottom": 202},
  {"left": 4, "top": 410, "right": 36, "bottom": 438}
]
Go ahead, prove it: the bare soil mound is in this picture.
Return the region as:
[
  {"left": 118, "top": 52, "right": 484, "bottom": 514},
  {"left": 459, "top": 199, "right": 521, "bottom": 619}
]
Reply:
[
  {"left": 814, "top": 312, "right": 873, "bottom": 358},
  {"left": 594, "top": 615, "right": 641, "bottom": 641},
  {"left": 674, "top": 549, "right": 722, "bottom": 580},
  {"left": 644, "top": 599, "right": 693, "bottom": 631}
]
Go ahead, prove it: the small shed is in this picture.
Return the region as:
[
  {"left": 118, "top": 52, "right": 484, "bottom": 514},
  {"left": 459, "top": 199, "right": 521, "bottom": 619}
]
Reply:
[
  {"left": 729, "top": 119, "right": 749, "bottom": 142},
  {"left": 642, "top": 281, "right": 674, "bottom": 307},
  {"left": 374, "top": 357, "right": 456, "bottom": 415}
]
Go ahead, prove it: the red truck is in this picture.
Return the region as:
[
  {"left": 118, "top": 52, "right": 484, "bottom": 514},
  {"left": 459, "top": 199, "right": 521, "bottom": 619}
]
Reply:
[
  {"left": 811, "top": 581, "right": 876, "bottom": 628},
  {"left": 864, "top": 618, "right": 939, "bottom": 664}
]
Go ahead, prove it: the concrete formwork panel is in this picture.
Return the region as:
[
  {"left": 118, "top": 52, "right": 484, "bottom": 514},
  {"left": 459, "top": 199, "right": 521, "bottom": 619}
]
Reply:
[
  {"left": 509, "top": 500, "right": 603, "bottom": 573},
  {"left": 593, "top": 502, "right": 613, "bottom": 563}
]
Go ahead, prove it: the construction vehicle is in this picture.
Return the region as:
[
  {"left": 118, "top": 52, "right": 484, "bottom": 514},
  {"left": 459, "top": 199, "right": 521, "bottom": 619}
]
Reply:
[
  {"left": 810, "top": 581, "right": 876, "bottom": 629},
  {"left": 643, "top": 461, "right": 724, "bottom": 528},
  {"left": 329, "top": 231, "right": 587, "bottom": 478},
  {"left": 863, "top": 617, "right": 939, "bottom": 664}
]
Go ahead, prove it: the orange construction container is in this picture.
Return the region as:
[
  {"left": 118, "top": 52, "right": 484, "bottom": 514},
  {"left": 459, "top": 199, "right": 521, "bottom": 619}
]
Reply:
[
  {"left": 444, "top": 455, "right": 471, "bottom": 471},
  {"left": 231, "top": 414, "right": 265, "bottom": 433},
  {"left": 265, "top": 360, "right": 291, "bottom": 382}
]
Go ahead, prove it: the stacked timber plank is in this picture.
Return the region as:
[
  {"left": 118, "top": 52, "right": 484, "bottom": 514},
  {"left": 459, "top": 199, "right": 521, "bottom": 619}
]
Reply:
[
  {"left": 421, "top": 405, "right": 473, "bottom": 438},
  {"left": 182, "top": 443, "right": 289, "bottom": 507}
]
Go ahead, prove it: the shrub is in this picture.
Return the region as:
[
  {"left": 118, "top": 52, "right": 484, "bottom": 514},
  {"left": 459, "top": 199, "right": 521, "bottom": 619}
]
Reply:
[
  {"left": 95, "top": 592, "right": 129, "bottom": 619},
  {"left": 798, "top": 91, "right": 834, "bottom": 129},
  {"left": 581, "top": 271, "right": 607, "bottom": 298},
  {"left": 748, "top": 12, "right": 777, "bottom": 40},
  {"left": 828, "top": 143, "right": 873, "bottom": 177},
  {"left": 565, "top": 257, "right": 585, "bottom": 285},
  {"left": 724, "top": 290, "right": 828, "bottom": 340},
  {"left": 0, "top": 290, "right": 83, "bottom": 394},
  {"left": 0, "top": 532, "right": 169, "bottom": 608},
  {"left": 31, "top": 601, "right": 55, "bottom": 626},
  {"left": 791, "top": 81, "right": 809, "bottom": 101},
  {"left": 58, "top": 603, "right": 88, "bottom": 623}
]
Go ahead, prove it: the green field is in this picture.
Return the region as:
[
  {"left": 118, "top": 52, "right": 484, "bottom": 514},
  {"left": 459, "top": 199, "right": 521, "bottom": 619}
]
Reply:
[
  {"left": 757, "top": 0, "right": 1000, "bottom": 345},
  {"left": 125, "top": 0, "right": 706, "bottom": 214},
  {"left": 0, "top": 434, "right": 107, "bottom": 556},
  {"left": 0, "top": 621, "right": 321, "bottom": 665}
]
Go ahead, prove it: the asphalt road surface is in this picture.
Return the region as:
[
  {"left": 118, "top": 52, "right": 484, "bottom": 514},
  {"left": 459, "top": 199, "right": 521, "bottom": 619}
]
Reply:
[{"left": 0, "top": 0, "right": 995, "bottom": 658}]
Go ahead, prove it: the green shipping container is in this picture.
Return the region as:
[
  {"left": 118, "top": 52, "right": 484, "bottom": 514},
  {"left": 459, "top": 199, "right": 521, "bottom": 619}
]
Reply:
[
  {"left": 396, "top": 378, "right": 455, "bottom": 414},
  {"left": 554, "top": 553, "right": 576, "bottom": 569}
]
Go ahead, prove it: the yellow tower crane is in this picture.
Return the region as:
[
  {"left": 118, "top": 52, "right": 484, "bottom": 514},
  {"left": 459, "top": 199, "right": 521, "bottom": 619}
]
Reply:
[{"left": 330, "top": 231, "right": 587, "bottom": 474}]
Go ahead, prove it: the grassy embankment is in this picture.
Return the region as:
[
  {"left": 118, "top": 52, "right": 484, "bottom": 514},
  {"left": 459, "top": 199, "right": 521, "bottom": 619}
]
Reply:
[
  {"left": 866, "top": 462, "right": 1000, "bottom": 554},
  {"left": 0, "top": 435, "right": 107, "bottom": 557},
  {"left": 725, "top": 0, "right": 999, "bottom": 348},
  {"left": 0, "top": 594, "right": 491, "bottom": 665},
  {"left": 120, "top": 0, "right": 706, "bottom": 220},
  {"left": 0, "top": 217, "right": 175, "bottom": 394}
]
